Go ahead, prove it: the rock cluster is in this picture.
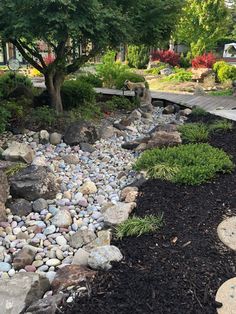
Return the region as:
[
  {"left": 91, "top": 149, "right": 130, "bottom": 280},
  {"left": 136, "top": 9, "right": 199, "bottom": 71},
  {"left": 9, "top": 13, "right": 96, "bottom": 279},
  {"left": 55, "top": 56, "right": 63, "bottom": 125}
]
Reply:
[{"left": 0, "top": 104, "right": 185, "bottom": 313}]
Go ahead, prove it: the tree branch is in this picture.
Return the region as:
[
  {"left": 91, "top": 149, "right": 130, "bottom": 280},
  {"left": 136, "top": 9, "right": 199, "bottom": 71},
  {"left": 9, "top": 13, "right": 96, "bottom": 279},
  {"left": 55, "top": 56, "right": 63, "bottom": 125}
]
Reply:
[
  {"left": 66, "top": 46, "right": 99, "bottom": 74},
  {"left": 18, "top": 39, "right": 47, "bottom": 68},
  {"left": 11, "top": 39, "right": 44, "bottom": 73}
]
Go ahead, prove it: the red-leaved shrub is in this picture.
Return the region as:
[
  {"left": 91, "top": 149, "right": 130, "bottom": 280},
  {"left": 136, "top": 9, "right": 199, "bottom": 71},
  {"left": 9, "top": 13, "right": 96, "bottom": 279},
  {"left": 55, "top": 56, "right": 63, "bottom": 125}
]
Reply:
[
  {"left": 43, "top": 54, "right": 55, "bottom": 65},
  {"left": 191, "top": 53, "right": 216, "bottom": 69},
  {"left": 151, "top": 50, "right": 180, "bottom": 66}
]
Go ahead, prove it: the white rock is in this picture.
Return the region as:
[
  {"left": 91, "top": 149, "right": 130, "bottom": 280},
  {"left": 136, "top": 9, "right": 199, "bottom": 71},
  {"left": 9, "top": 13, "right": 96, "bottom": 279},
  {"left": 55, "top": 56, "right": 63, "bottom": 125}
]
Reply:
[
  {"left": 46, "top": 259, "right": 61, "bottom": 267},
  {"left": 88, "top": 245, "right": 123, "bottom": 270},
  {"left": 56, "top": 235, "right": 67, "bottom": 246}
]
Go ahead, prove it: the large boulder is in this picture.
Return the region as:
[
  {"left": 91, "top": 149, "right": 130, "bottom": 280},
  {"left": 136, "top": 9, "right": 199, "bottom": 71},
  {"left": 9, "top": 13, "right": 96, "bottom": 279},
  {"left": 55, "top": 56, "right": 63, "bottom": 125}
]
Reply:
[
  {"left": 64, "top": 121, "right": 99, "bottom": 146},
  {"left": 2, "top": 141, "right": 35, "bottom": 164},
  {"left": 8, "top": 198, "right": 32, "bottom": 216},
  {"left": 51, "top": 265, "right": 96, "bottom": 292},
  {"left": 191, "top": 68, "right": 212, "bottom": 82},
  {"left": 9, "top": 166, "right": 59, "bottom": 201},
  {"left": 0, "top": 272, "right": 50, "bottom": 314},
  {"left": 88, "top": 245, "right": 123, "bottom": 270},
  {"left": 0, "top": 171, "right": 9, "bottom": 222},
  {"left": 145, "top": 131, "right": 182, "bottom": 149}
]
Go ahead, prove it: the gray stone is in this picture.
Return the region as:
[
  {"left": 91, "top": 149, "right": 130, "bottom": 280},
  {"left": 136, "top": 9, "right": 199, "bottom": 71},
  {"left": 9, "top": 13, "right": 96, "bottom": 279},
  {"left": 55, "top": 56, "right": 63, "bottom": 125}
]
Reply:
[
  {"left": 0, "top": 262, "right": 11, "bottom": 272},
  {"left": 88, "top": 245, "right": 123, "bottom": 270},
  {"left": 10, "top": 166, "right": 59, "bottom": 201},
  {"left": 64, "top": 121, "right": 99, "bottom": 146},
  {"left": 72, "top": 248, "right": 89, "bottom": 266},
  {"left": 80, "top": 143, "right": 96, "bottom": 153},
  {"left": 39, "top": 130, "right": 50, "bottom": 144},
  {"left": 99, "top": 126, "right": 115, "bottom": 139},
  {"left": 0, "top": 272, "right": 50, "bottom": 314},
  {"left": 2, "top": 141, "right": 35, "bottom": 164},
  {"left": 25, "top": 293, "right": 65, "bottom": 314},
  {"left": 8, "top": 198, "right": 32, "bottom": 216},
  {"left": 101, "top": 202, "right": 136, "bottom": 226},
  {"left": 69, "top": 230, "right": 96, "bottom": 249},
  {"left": 33, "top": 198, "right": 48, "bottom": 212},
  {"left": 63, "top": 154, "right": 80, "bottom": 165},
  {"left": 13, "top": 247, "right": 36, "bottom": 270},
  {"left": 50, "top": 133, "right": 62, "bottom": 145},
  {"left": 51, "top": 209, "right": 72, "bottom": 227}
]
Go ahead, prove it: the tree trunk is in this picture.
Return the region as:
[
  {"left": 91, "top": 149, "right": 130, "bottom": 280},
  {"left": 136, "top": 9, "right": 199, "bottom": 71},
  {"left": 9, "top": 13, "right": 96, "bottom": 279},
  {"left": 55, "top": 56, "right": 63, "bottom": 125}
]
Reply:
[{"left": 45, "top": 72, "right": 64, "bottom": 114}]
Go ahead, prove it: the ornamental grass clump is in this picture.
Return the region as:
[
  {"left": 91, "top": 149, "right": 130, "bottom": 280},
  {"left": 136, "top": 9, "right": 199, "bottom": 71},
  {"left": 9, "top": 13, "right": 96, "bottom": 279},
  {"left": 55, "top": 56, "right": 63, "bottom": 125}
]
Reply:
[
  {"left": 191, "top": 107, "right": 208, "bottom": 117},
  {"left": 134, "top": 144, "right": 234, "bottom": 185},
  {"left": 209, "top": 119, "right": 233, "bottom": 133},
  {"left": 116, "top": 215, "right": 163, "bottom": 239},
  {"left": 178, "top": 123, "right": 209, "bottom": 143}
]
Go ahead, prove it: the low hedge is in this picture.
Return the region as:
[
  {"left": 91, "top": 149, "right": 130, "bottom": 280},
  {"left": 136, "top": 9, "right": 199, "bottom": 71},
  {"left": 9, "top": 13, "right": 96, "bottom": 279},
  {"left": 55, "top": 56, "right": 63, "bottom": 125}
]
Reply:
[{"left": 134, "top": 143, "right": 234, "bottom": 185}]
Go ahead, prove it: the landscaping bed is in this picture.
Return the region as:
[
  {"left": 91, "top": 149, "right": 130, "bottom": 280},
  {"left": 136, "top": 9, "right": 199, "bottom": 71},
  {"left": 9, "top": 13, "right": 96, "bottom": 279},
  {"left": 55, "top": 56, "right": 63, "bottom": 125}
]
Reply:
[{"left": 62, "top": 116, "right": 236, "bottom": 314}]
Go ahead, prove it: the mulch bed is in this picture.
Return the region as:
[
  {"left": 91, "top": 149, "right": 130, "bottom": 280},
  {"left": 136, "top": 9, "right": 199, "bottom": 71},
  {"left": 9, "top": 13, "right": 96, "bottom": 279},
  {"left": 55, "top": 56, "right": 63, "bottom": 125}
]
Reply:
[{"left": 62, "top": 114, "right": 236, "bottom": 314}]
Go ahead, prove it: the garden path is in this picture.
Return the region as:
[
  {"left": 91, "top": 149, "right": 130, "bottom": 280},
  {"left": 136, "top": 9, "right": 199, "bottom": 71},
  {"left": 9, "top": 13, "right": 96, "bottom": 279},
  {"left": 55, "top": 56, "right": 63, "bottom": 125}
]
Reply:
[{"left": 95, "top": 88, "right": 236, "bottom": 121}]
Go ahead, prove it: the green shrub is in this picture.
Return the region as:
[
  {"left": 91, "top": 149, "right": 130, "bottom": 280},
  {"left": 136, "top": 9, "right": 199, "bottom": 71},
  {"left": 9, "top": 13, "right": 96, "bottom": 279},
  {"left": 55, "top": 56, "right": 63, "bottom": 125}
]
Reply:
[
  {"left": 179, "top": 54, "right": 190, "bottom": 69},
  {"left": 191, "top": 107, "right": 208, "bottom": 116},
  {"left": 134, "top": 143, "right": 234, "bottom": 185},
  {"left": 213, "top": 61, "right": 236, "bottom": 82},
  {"left": 61, "top": 79, "right": 96, "bottom": 109},
  {"left": 116, "top": 215, "right": 163, "bottom": 239},
  {"left": 103, "top": 96, "right": 137, "bottom": 112},
  {"left": 209, "top": 119, "right": 233, "bottom": 133},
  {"left": 96, "top": 50, "right": 147, "bottom": 89},
  {"left": 178, "top": 123, "right": 209, "bottom": 143},
  {"left": 145, "top": 63, "right": 167, "bottom": 75},
  {"left": 127, "top": 45, "right": 149, "bottom": 69},
  {"left": 77, "top": 73, "right": 103, "bottom": 87},
  {"left": 96, "top": 50, "right": 130, "bottom": 88},
  {"left": 32, "top": 106, "right": 57, "bottom": 127},
  {"left": 0, "top": 106, "right": 11, "bottom": 133},
  {"left": 209, "top": 89, "right": 233, "bottom": 96},
  {"left": 2, "top": 100, "right": 24, "bottom": 120},
  {"left": 115, "top": 72, "right": 148, "bottom": 89},
  {"left": 164, "top": 68, "right": 192, "bottom": 82},
  {"left": 0, "top": 72, "right": 32, "bottom": 99},
  {"left": 68, "top": 103, "right": 102, "bottom": 121}
]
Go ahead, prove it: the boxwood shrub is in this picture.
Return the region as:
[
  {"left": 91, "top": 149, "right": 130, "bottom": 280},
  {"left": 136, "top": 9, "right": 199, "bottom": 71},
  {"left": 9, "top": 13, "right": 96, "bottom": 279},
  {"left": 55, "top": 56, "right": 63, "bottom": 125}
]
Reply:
[
  {"left": 61, "top": 79, "right": 96, "bottom": 109},
  {"left": 134, "top": 143, "right": 234, "bottom": 185}
]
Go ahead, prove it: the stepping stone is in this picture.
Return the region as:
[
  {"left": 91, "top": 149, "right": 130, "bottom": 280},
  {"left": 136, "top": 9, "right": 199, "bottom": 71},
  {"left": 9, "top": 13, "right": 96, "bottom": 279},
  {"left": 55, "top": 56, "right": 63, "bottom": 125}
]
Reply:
[
  {"left": 216, "top": 277, "right": 236, "bottom": 313},
  {"left": 217, "top": 217, "right": 236, "bottom": 250}
]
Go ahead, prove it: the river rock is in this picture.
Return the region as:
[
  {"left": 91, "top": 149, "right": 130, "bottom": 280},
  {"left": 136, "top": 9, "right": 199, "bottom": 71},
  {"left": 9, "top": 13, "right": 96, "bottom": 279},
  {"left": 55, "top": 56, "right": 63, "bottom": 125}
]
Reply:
[
  {"left": 0, "top": 272, "right": 50, "bottom": 314},
  {"left": 51, "top": 265, "right": 96, "bottom": 292},
  {"left": 101, "top": 202, "right": 136, "bottom": 226},
  {"left": 51, "top": 209, "right": 72, "bottom": 227},
  {"left": 63, "top": 154, "right": 80, "bottom": 165},
  {"left": 88, "top": 245, "right": 123, "bottom": 270},
  {"left": 79, "top": 181, "right": 97, "bottom": 195},
  {"left": 33, "top": 198, "right": 48, "bottom": 212},
  {"left": 69, "top": 229, "right": 96, "bottom": 249},
  {"left": 99, "top": 125, "right": 115, "bottom": 139},
  {"left": 2, "top": 141, "right": 35, "bottom": 164},
  {"left": 50, "top": 133, "right": 62, "bottom": 145},
  {"left": 79, "top": 143, "right": 96, "bottom": 153},
  {"left": 13, "top": 247, "right": 36, "bottom": 270},
  {"left": 8, "top": 198, "right": 32, "bottom": 216},
  {"left": 39, "top": 130, "right": 50, "bottom": 144},
  {"left": 64, "top": 121, "right": 99, "bottom": 146},
  {"left": 120, "top": 187, "right": 139, "bottom": 202},
  {"left": 10, "top": 166, "right": 59, "bottom": 201}
]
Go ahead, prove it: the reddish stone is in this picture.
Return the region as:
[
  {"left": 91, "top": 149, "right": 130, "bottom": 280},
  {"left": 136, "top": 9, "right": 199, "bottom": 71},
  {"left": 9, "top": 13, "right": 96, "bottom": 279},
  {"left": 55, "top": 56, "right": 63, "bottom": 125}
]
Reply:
[
  {"left": 51, "top": 265, "right": 96, "bottom": 292},
  {"left": 25, "top": 265, "right": 36, "bottom": 272}
]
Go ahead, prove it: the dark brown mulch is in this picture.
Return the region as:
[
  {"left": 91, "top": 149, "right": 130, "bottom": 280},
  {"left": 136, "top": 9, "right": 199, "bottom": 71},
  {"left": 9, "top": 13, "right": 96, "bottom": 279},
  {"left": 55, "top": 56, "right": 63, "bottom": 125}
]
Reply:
[{"left": 61, "top": 115, "right": 236, "bottom": 314}]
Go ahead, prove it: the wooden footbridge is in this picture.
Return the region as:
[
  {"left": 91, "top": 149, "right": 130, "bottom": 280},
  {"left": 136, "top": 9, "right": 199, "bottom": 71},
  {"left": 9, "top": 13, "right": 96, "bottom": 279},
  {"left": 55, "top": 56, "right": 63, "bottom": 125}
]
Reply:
[
  {"left": 32, "top": 78, "right": 236, "bottom": 121},
  {"left": 95, "top": 88, "right": 236, "bottom": 121}
]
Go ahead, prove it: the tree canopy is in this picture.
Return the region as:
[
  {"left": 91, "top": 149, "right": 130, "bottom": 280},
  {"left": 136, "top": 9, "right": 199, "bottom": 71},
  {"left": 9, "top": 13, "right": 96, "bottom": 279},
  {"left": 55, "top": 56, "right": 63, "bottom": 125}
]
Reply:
[
  {"left": 0, "top": 0, "right": 183, "bottom": 112},
  {"left": 175, "top": 0, "right": 230, "bottom": 57}
]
